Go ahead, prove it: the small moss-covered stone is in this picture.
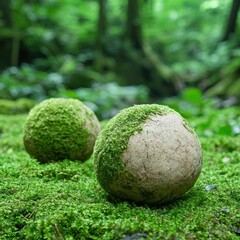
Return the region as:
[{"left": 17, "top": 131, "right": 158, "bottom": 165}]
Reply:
[
  {"left": 24, "top": 98, "right": 100, "bottom": 163},
  {"left": 94, "top": 104, "right": 202, "bottom": 205}
]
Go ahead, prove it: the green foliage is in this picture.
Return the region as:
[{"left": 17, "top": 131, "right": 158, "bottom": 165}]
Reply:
[
  {"left": 205, "top": 48, "right": 240, "bottom": 98},
  {"left": 0, "top": 102, "right": 239, "bottom": 239},
  {"left": 192, "top": 106, "right": 240, "bottom": 138},
  {"left": 181, "top": 87, "right": 203, "bottom": 105},
  {"left": 10, "top": 0, "right": 97, "bottom": 54},
  {"left": 0, "top": 65, "right": 64, "bottom": 100},
  {"left": 1, "top": 0, "right": 237, "bottom": 99},
  {"left": 0, "top": 98, "right": 36, "bottom": 114},
  {"left": 162, "top": 87, "right": 205, "bottom": 118},
  {"left": 0, "top": 62, "right": 149, "bottom": 120},
  {"left": 143, "top": 0, "right": 231, "bottom": 74},
  {"left": 163, "top": 87, "right": 239, "bottom": 139},
  {"left": 0, "top": 0, "right": 239, "bottom": 104},
  {"left": 58, "top": 83, "right": 150, "bottom": 119}
]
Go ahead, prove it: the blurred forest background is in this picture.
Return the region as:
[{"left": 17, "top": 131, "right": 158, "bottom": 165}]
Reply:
[{"left": 0, "top": 0, "right": 239, "bottom": 120}]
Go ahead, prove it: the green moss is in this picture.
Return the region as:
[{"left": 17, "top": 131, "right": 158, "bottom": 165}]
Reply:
[
  {"left": 24, "top": 98, "right": 99, "bottom": 163},
  {"left": 0, "top": 111, "right": 239, "bottom": 239},
  {"left": 201, "top": 135, "right": 240, "bottom": 152},
  {"left": 94, "top": 104, "right": 179, "bottom": 192},
  {"left": 0, "top": 114, "right": 26, "bottom": 151},
  {"left": 16, "top": 98, "right": 37, "bottom": 112},
  {"left": 0, "top": 98, "right": 36, "bottom": 114}
]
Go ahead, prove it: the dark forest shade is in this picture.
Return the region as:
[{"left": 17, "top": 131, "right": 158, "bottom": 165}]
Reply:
[{"left": 222, "top": 0, "right": 240, "bottom": 41}]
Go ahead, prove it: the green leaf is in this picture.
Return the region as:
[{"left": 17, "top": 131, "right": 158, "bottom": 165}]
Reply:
[
  {"left": 181, "top": 87, "right": 203, "bottom": 105},
  {"left": 217, "top": 125, "right": 233, "bottom": 136}
]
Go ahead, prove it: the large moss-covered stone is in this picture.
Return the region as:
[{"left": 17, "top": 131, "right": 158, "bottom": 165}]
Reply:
[{"left": 94, "top": 104, "right": 202, "bottom": 205}]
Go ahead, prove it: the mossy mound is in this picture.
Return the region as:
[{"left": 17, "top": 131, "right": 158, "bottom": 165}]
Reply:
[
  {"left": 0, "top": 98, "right": 36, "bottom": 114},
  {"left": 24, "top": 98, "right": 100, "bottom": 163},
  {"left": 0, "top": 106, "right": 239, "bottom": 239},
  {"left": 94, "top": 104, "right": 202, "bottom": 205}
]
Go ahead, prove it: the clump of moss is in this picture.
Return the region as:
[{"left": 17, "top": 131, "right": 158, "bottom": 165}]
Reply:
[
  {"left": 24, "top": 98, "right": 100, "bottom": 163},
  {"left": 0, "top": 98, "right": 36, "bottom": 114},
  {"left": 0, "top": 110, "right": 239, "bottom": 239},
  {"left": 201, "top": 135, "right": 240, "bottom": 152},
  {"left": 94, "top": 104, "right": 178, "bottom": 192}
]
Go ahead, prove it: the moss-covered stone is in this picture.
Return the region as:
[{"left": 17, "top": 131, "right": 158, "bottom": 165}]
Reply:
[
  {"left": 94, "top": 104, "right": 201, "bottom": 205},
  {"left": 24, "top": 98, "right": 100, "bottom": 163},
  {"left": 94, "top": 105, "right": 176, "bottom": 191}
]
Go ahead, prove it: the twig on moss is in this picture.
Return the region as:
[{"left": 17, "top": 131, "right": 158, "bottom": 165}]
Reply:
[{"left": 54, "top": 223, "right": 64, "bottom": 240}]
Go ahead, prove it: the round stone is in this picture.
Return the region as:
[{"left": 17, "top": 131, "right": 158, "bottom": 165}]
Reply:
[
  {"left": 94, "top": 104, "right": 202, "bottom": 205},
  {"left": 24, "top": 98, "right": 100, "bottom": 163}
]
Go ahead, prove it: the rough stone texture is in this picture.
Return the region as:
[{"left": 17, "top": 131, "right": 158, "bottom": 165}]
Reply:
[
  {"left": 100, "top": 112, "right": 202, "bottom": 205},
  {"left": 24, "top": 98, "right": 100, "bottom": 163},
  {"left": 94, "top": 104, "right": 175, "bottom": 192}
]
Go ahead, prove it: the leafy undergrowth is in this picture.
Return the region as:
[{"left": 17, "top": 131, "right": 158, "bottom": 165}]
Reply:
[{"left": 0, "top": 107, "right": 239, "bottom": 240}]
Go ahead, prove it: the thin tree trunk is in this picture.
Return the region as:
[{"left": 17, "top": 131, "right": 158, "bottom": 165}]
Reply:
[
  {"left": 95, "top": 0, "right": 108, "bottom": 71},
  {"left": 0, "top": 0, "right": 11, "bottom": 27},
  {"left": 117, "top": 0, "right": 175, "bottom": 97},
  {"left": 126, "top": 0, "right": 143, "bottom": 49},
  {"left": 0, "top": 0, "right": 12, "bottom": 68},
  {"left": 222, "top": 0, "right": 240, "bottom": 41},
  {"left": 96, "top": 0, "right": 107, "bottom": 52},
  {"left": 11, "top": 31, "right": 20, "bottom": 66}
]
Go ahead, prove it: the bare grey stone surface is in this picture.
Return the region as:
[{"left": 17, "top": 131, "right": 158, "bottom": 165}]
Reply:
[{"left": 205, "top": 185, "right": 218, "bottom": 191}]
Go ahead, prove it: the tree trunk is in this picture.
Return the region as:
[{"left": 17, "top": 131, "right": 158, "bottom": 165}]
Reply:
[
  {"left": 0, "top": 0, "right": 12, "bottom": 69},
  {"left": 95, "top": 0, "right": 108, "bottom": 71},
  {"left": 222, "top": 0, "right": 240, "bottom": 41},
  {"left": 96, "top": 0, "right": 107, "bottom": 53},
  {"left": 0, "top": 0, "right": 11, "bottom": 26},
  {"left": 115, "top": 0, "right": 175, "bottom": 97},
  {"left": 126, "top": 0, "right": 143, "bottom": 49}
]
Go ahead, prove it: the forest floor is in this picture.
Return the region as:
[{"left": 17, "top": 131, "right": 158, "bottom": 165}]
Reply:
[{"left": 0, "top": 107, "right": 239, "bottom": 240}]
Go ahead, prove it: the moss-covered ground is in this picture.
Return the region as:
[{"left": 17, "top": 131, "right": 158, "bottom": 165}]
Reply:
[{"left": 0, "top": 107, "right": 239, "bottom": 240}]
